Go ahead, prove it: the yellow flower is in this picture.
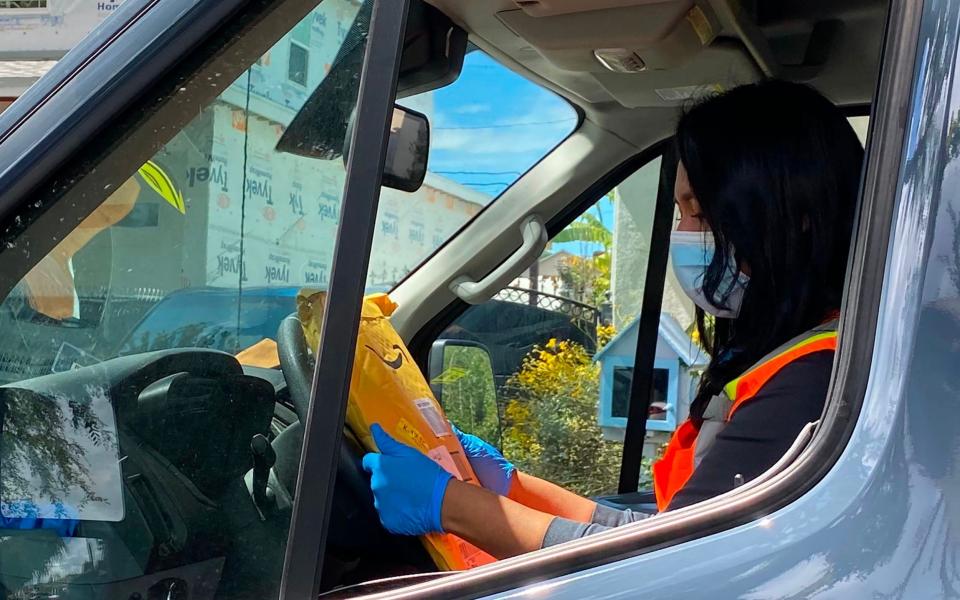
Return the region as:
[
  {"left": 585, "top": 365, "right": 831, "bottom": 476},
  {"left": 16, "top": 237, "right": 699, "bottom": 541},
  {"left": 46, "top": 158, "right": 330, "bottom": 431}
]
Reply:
[{"left": 596, "top": 323, "right": 616, "bottom": 348}]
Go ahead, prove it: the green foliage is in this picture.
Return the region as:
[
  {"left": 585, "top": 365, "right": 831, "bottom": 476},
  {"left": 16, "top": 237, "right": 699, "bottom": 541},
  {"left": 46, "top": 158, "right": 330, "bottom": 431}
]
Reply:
[
  {"left": 557, "top": 253, "right": 610, "bottom": 307},
  {"left": 441, "top": 333, "right": 656, "bottom": 497},
  {"left": 552, "top": 213, "right": 613, "bottom": 248},
  {"left": 553, "top": 212, "right": 613, "bottom": 307},
  {"left": 435, "top": 345, "right": 501, "bottom": 446},
  {"left": 500, "top": 338, "right": 652, "bottom": 496},
  {"left": 1, "top": 388, "right": 113, "bottom": 516}
]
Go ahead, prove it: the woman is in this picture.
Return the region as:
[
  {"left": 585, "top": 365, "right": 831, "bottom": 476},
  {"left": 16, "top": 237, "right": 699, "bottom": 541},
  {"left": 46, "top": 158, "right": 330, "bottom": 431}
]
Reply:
[{"left": 362, "top": 79, "right": 865, "bottom": 558}]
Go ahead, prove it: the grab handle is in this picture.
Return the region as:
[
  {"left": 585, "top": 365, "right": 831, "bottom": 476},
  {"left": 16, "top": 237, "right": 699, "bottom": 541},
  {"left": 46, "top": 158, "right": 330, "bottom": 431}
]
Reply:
[{"left": 450, "top": 215, "right": 547, "bottom": 305}]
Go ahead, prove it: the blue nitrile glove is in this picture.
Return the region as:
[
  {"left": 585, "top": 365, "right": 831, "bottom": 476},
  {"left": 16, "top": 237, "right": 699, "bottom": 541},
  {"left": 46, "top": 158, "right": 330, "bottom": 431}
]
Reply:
[
  {"left": 362, "top": 423, "right": 453, "bottom": 536},
  {"left": 451, "top": 424, "right": 515, "bottom": 496}
]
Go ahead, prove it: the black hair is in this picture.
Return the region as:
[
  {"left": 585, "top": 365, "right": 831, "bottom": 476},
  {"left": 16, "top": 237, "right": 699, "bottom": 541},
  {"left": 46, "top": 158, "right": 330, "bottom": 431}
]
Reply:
[{"left": 675, "top": 79, "right": 864, "bottom": 418}]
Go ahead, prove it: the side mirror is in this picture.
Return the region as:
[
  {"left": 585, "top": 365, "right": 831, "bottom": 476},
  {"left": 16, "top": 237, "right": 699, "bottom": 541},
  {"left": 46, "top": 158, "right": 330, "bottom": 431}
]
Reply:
[{"left": 428, "top": 339, "right": 500, "bottom": 445}]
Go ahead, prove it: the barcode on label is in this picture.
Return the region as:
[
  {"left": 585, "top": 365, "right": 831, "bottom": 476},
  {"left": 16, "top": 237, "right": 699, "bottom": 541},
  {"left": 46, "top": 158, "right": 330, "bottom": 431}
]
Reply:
[{"left": 415, "top": 398, "right": 450, "bottom": 437}]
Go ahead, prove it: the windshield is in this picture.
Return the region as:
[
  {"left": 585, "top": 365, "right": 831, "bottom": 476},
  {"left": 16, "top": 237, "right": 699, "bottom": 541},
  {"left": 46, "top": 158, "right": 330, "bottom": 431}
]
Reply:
[
  {"left": 0, "top": 3, "right": 373, "bottom": 383},
  {"left": 0, "top": 24, "right": 574, "bottom": 386},
  {"left": 0, "top": 1, "right": 379, "bottom": 596},
  {"left": 0, "top": 0, "right": 579, "bottom": 595},
  {"left": 370, "top": 49, "right": 576, "bottom": 287}
]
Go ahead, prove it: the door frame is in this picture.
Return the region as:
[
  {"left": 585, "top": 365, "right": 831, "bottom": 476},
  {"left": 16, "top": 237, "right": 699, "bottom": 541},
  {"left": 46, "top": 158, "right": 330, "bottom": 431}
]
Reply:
[{"left": 279, "top": 1, "right": 411, "bottom": 597}]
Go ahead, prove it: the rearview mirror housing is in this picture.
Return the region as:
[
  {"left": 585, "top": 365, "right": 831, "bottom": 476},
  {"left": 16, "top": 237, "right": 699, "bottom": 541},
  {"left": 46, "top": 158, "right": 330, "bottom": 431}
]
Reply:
[
  {"left": 341, "top": 104, "right": 430, "bottom": 193},
  {"left": 396, "top": 1, "right": 468, "bottom": 99}
]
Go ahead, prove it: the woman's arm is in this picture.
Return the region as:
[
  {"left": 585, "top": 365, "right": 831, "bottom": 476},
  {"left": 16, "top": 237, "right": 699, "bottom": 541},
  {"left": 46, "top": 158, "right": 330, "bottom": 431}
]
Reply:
[
  {"left": 364, "top": 424, "right": 648, "bottom": 558},
  {"left": 441, "top": 479, "right": 556, "bottom": 558},
  {"left": 443, "top": 479, "right": 653, "bottom": 555},
  {"left": 452, "top": 426, "right": 597, "bottom": 521},
  {"left": 507, "top": 471, "right": 597, "bottom": 522}
]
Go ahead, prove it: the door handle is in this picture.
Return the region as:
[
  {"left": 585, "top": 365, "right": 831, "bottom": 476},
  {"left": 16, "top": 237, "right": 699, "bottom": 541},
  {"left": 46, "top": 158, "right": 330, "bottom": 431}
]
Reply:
[{"left": 450, "top": 215, "right": 547, "bottom": 305}]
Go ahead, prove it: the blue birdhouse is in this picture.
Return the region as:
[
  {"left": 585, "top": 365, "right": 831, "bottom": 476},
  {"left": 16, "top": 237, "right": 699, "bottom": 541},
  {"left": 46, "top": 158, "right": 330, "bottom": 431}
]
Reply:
[{"left": 594, "top": 313, "right": 708, "bottom": 442}]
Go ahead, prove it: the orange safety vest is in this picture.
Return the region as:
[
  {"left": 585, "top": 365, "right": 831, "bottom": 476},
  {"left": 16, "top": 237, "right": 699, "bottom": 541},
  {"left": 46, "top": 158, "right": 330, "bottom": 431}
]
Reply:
[{"left": 652, "top": 321, "right": 839, "bottom": 512}]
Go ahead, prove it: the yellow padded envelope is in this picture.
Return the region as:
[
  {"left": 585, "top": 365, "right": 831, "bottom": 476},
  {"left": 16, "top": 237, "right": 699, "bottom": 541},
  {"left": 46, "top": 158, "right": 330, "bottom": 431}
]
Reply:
[{"left": 297, "top": 289, "right": 496, "bottom": 571}]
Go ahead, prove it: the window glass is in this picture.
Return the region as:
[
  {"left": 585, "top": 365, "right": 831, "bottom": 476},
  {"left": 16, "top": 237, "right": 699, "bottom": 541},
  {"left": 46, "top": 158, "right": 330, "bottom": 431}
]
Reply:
[
  {"left": 374, "top": 50, "right": 577, "bottom": 288},
  {"left": 288, "top": 42, "right": 309, "bottom": 87},
  {"left": 0, "top": 1, "right": 378, "bottom": 598},
  {"left": 611, "top": 367, "right": 669, "bottom": 421},
  {"left": 435, "top": 157, "right": 692, "bottom": 497}
]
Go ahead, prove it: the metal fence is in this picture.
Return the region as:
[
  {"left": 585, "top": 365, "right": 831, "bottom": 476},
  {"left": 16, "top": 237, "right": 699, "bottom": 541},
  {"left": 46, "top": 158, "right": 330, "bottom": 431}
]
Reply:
[{"left": 494, "top": 285, "right": 601, "bottom": 331}]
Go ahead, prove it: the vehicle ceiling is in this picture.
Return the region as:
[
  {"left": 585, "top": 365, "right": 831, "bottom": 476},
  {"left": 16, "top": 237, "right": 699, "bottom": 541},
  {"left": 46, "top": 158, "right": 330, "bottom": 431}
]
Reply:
[{"left": 425, "top": 0, "right": 887, "bottom": 149}]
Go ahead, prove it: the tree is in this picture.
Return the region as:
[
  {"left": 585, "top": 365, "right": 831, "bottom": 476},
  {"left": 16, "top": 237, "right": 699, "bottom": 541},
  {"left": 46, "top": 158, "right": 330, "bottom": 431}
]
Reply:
[
  {"left": 1, "top": 387, "right": 113, "bottom": 518},
  {"left": 500, "top": 337, "right": 652, "bottom": 496},
  {"left": 552, "top": 212, "right": 613, "bottom": 307}
]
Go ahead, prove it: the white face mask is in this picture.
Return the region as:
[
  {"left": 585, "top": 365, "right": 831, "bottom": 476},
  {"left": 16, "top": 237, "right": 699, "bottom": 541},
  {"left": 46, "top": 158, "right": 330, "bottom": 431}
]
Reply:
[{"left": 669, "top": 230, "right": 750, "bottom": 319}]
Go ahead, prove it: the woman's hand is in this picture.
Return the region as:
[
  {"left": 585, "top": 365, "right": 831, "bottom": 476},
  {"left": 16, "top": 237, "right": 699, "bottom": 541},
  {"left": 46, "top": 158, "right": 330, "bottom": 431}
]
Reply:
[
  {"left": 451, "top": 423, "right": 596, "bottom": 522},
  {"left": 362, "top": 424, "right": 452, "bottom": 536},
  {"left": 452, "top": 424, "right": 515, "bottom": 496},
  {"left": 362, "top": 423, "right": 565, "bottom": 558}
]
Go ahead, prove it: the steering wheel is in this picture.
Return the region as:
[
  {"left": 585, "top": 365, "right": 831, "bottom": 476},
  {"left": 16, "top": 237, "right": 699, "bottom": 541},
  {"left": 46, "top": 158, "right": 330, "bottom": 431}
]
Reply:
[
  {"left": 274, "top": 314, "right": 386, "bottom": 550},
  {"left": 276, "top": 314, "right": 436, "bottom": 583}
]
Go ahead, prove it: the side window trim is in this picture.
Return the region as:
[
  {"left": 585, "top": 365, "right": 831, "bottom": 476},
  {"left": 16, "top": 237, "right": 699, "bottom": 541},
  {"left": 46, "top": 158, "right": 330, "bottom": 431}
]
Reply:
[{"left": 278, "top": 1, "right": 412, "bottom": 598}]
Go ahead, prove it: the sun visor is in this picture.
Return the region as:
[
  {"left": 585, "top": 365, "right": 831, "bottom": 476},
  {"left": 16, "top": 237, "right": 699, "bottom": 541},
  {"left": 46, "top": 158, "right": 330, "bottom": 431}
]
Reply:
[{"left": 508, "top": 0, "right": 686, "bottom": 18}]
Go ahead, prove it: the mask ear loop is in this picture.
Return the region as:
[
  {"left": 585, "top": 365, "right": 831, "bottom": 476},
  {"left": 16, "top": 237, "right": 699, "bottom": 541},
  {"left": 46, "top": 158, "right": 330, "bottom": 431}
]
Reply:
[{"left": 714, "top": 244, "right": 747, "bottom": 304}]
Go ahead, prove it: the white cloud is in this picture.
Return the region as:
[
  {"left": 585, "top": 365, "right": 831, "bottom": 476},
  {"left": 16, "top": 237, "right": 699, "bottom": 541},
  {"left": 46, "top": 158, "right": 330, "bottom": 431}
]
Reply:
[
  {"left": 453, "top": 103, "right": 491, "bottom": 115},
  {"left": 428, "top": 99, "right": 577, "bottom": 182},
  {"left": 433, "top": 99, "right": 575, "bottom": 132},
  {"left": 432, "top": 121, "right": 574, "bottom": 155}
]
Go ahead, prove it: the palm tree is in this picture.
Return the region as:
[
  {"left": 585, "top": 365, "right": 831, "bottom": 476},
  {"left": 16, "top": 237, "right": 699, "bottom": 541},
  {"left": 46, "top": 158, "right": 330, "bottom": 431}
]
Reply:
[{"left": 549, "top": 202, "right": 614, "bottom": 306}]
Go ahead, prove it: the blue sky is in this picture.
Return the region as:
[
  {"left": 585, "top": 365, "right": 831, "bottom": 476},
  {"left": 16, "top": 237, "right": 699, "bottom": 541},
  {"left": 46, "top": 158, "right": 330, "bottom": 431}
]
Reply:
[
  {"left": 427, "top": 50, "right": 612, "bottom": 256},
  {"left": 428, "top": 51, "right": 576, "bottom": 197}
]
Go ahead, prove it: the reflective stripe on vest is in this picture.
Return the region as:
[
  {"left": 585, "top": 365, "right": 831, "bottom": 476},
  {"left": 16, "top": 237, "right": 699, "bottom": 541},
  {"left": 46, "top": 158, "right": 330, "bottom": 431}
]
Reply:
[
  {"left": 722, "top": 331, "right": 838, "bottom": 419},
  {"left": 652, "top": 324, "right": 839, "bottom": 512}
]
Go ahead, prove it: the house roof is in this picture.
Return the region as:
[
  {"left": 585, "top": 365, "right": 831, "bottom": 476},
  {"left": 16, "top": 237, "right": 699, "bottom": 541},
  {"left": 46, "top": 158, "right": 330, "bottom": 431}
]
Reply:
[
  {"left": 534, "top": 250, "right": 573, "bottom": 278},
  {"left": 594, "top": 312, "right": 709, "bottom": 367}
]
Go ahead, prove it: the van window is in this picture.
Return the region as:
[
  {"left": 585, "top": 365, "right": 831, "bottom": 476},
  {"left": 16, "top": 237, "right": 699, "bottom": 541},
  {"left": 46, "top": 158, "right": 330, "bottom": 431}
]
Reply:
[
  {"left": 435, "top": 114, "right": 870, "bottom": 498},
  {"left": 0, "top": 2, "right": 378, "bottom": 598}
]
